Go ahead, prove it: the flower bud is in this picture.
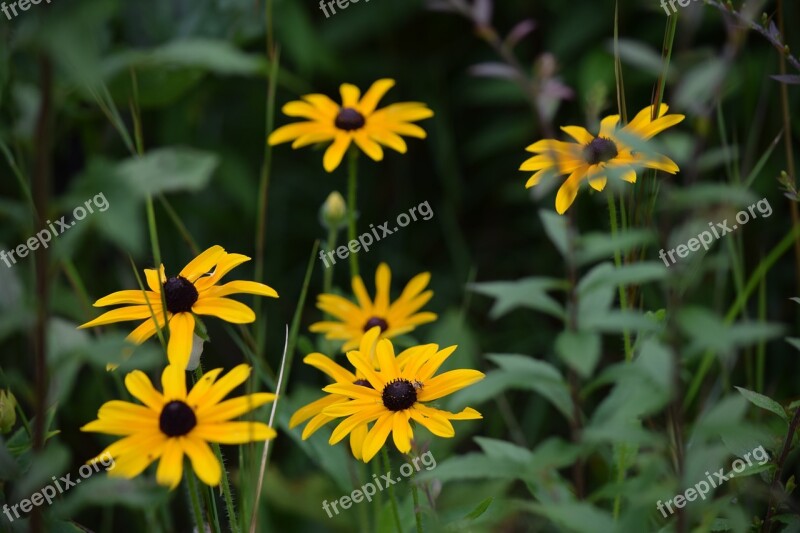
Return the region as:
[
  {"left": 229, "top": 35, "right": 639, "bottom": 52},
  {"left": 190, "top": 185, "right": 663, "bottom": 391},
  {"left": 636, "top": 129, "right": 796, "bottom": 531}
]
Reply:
[
  {"left": 320, "top": 191, "right": 348, "bottom": 230},
  {"left": 0, "top": 389, "right": 17, "bottom": 434}
]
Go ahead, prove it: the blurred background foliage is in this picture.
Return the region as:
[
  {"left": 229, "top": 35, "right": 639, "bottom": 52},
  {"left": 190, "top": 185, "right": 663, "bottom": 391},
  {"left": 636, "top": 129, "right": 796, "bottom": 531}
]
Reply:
[{"left": 1, "top": 0, "right": 799, "bottom": 531}]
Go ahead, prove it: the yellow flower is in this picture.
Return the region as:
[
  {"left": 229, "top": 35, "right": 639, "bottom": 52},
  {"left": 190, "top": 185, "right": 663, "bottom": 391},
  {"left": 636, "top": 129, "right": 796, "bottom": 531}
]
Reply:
[
  {"left": 289, "top": 327, "right": 383, "bottom": 461},
  {"left": 79, "top": 245, "right": 279, "bottom": 369},
  {"left": 309, "top": 263, "right": 437, "bottom": 352},
  {"left": 268, "top": 79, "right": 434, "bottom": 172},
  {"left": 520, "top": 104, "right": 685, "bottom": 214},
  {"left": 321, "top": 338, "right": 484, "bottom": 463},
  {"left": 81, "top": 364, "right": 276, "bottom": 489}
]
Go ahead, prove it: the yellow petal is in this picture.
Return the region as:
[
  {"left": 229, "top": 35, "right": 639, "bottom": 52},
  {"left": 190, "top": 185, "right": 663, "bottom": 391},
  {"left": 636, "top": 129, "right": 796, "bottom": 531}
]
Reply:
[
  {"left": 323, "top": 134, "right": 352, "bottom": 173},
  {"left": 193, "top": 253, "right": 250, "bottom": 291},
  {"left": 186, "top": 368, "right": 225, "bottom": 407},
  {"left": 555, "top": 167, "right": 587, "bottom": 215},
  {"left": 329, "top": 405, "right": 385, "bottom": 445},
  {"left": 369, "top": 129, "right": 407, "bottom": 154},
  {"left": 161, "top": 364, "right": 188, "bottom": 401},
  {"left": 203, "top": 280, "right": 278, "bottom": 299},
  {"left": 125, "top": 370, "right": 166, "bottom": 411},
  {"left": 95, "top": 290, "right": 159, "bottom": 307},
  {"left": 391, "top": 411, "right": 412, "bottom": 454},
  {"left": 167, "top": 312, "right": 195, "bottom": 369},
  {"left": 201, "top": 364, "right": 252, "bottom": 406},
  {"left": 290, "top": 395, "right": 343, "bottom": 429},
  {"left": 599, "top": 115, "right": 620, "bottom": 137},
  {"left": 373, "top": 263, "right": 391, "bottom": 316},
  {"left": 561, "top": 125, "right": 594, "bottom": 144},
  {"left": 179, "top": 245, "right": 225, "bottom": 282},
  {"left": 182, "top": 436, "right": 221, "bottom": 487},
  {"left": 358, "top": 79, "right": 395, "bottom": 115},
  {"left": 303, "top": 353, "right": 356, "bottom": 383},
  {"left": 144, "top": 266, "right": 166, "bottom": 292},
  {"left": 126, "top": 313, "right": 167, "bottom": 345},
  {"left": 361, "top": 412, "right": 394, "bottom": 462},
  {"left": 409, "top": 406, "right": 454, "bottom": 438},
  {"left": 588, "top": 176, "right": 607, "bottom": 191},
  {"left": 192, "top": 297, "right": 256, "bottom": 324},
  {"left": 197, "top": 393, "right": 275, "bottom": 423},
  {"left": 268, "top": 122, "right": 321, "bottom": 146},
  {"left": 375, "top": 339, "right": 400, "bottom": 378},
  {"left": 340, "top": 83, "right": 361, "bottom": 108},
  {"left": 353, "top": 131, "right": 384, "bottom": 162},
  {"left": 192, "top": 421, "right": 276, "bottom": 444},
  {"left": 79, "top": 306, "right": 155, "bottom": 329},
  {"left": 349, "top": 423, "right": 369, "bottom": 461},
  {"left": 417, "top": 369, "right": 485, "bottom": 402},
  {"left": 156, "top": 439, "right": 184, "bottom": 490}
]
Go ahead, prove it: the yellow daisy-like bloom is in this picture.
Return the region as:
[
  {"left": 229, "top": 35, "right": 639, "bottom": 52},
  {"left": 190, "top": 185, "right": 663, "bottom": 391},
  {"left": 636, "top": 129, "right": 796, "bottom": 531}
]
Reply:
[
  {"left": 521, "top": 104, "right": 685, "bottom": 214},
  {"left": 79, "top": 245, "right": 278, "bottom": 369},
  {"left": 309, "top": 262, "right": 437, "bottom": 352},
  {"left": 289, "top": 326, "right": 383, "bottom": 461},
  {"left": 321, "top": 338, "right": 484, "bottom": 463},
  {"left": 81, "top": 364, "right": 276, "bottom": 489},
  {"left": 268, "top": 78, "right": 434, "bottom": 172}
]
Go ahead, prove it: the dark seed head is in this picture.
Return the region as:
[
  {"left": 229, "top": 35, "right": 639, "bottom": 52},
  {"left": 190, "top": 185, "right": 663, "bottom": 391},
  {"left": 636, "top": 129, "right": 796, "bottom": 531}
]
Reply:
[
  {"left": 335, "top": 107, "right": 366, "bottom": 131},
  {"left": 159, "top": 400, "right": 197, "bottom": 437},
  {"left": 381, "top": 379, "right": 417, "bottom": 412},
  {"left": 583, "top": 137, "right": 619, "bottom": 165},
  {"left": 162, "top": 276, "right": 199, "bottom": 314},
  {"left": 363, "top": 317, "right": 389, "bottom": 333},
  {"left": 353, "top": 379, "right": 373, "bottom": 388}
]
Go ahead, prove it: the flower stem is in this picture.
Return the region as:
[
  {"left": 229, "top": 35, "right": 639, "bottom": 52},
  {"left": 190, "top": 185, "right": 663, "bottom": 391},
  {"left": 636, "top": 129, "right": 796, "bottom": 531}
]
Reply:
[
  {"left": 186, "top": 466, "right": 206, "bottom": 531},
  {"left": 410, "top": 471, "right": 424, "bottom": 533},
  {"left": 194, "top": 367, "right": 239, "bottom": 533},
  {"left": 323, "top": 225, "right": 337, "bottom": 296},
  {"left": 381, "top": 448, "right": 403, "bottom": 533},
  {"left": 606, "top": 193, "right": 633, "bottom": 361},
  {"left": 347, "top": 147, "right": 360, "bottom": 280}
]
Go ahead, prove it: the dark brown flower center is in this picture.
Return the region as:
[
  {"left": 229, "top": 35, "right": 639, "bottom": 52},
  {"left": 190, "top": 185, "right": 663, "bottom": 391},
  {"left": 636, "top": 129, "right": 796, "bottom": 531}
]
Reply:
[
  {"left": 363, "top": 317, "right": 389, "bottom": 333},
  {"left": 163, "top": 276, "right": 199, "bottom": 314},
  {"left": 353, "top": 379, "right": 373, "bottom": 388},
  {"left": 583, "top": 137, "right": 619, "bottom": 165},
  {"left": 159, "top": 400, "right": 197, "bottom": 437},
  {"left": 335, "top": 107, "right": 366, "bottom": 131},
  {"left": 382, "top": 379, "right": 417, "bottom": 411}
]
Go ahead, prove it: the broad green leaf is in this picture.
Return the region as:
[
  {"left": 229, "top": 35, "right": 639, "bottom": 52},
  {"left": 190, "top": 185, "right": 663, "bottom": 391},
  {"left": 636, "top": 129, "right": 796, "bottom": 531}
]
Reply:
[
  {"left": 576, "top": 229, "right": 655, "bottom": 266},
  {"left": 469, "top": 278, "right": 567, "bottom": 320},
  {"left": 539, "top": 210, "right": 571, "bottom": 257},
  {"left": 734, "top": 386, "right": 788, "bottom": 423},
  {"left": 520, "top": 501, "right": 616, "bottom": 533},
  {"left": 555, "top": 330, "right": 601, "bottom": 379},
  {"left": 464, "top": 497, "right": 493, "bottom": 520},
  {"left": 116, "top": 147, "right": 219, "bottom": 197}
]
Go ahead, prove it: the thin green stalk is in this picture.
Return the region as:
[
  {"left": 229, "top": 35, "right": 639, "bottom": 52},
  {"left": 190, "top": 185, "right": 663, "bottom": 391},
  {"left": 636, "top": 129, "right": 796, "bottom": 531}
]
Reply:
[
  {"left": 323, "top": 226, "right": 337, "bottom": 295},
  {"left": 158, "top": 195, "right": 199, "bottom": 255},
  {"left": 382, "top": 448, "right": 403, "bottom": 533},
  {"left": 410, "top": 471, "right": 424, "bottom": 533},
  {"left": 186, "top": 468, "right": 206, "bottom": 532},
  {"left": 347, "top": 148, "right": 360, "bottom": 279},
  {"left": 606, "top": 194, "right": 633, "bottom": 361},
  {"left": 193, "top": 367, "right": 239, "bottom": 533},
  {"left": 685, "top": 223, "right": 800, "bottom": 408},
  {"left": 756, "top": 274, "right": 766, "bottom": 393},
  {"left": 201, "top": 479, "right": 222, "bottom": 533}
]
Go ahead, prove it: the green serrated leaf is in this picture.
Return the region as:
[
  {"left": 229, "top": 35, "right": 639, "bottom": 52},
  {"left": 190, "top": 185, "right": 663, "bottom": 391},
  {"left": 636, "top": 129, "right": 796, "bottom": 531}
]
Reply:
[{"left": 734, "top": 386, "right": 789, "bottom": 423}]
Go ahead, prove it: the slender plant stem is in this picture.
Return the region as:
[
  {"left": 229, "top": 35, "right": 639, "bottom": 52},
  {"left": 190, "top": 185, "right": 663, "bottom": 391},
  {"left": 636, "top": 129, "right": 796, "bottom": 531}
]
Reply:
[
  {"left": 382, "top": 448, "right": 403, "bottom": 533},
  {"left": 323, "top": 226, "right": 337, "bottom": 296},
  {"left": 762, "top": 406, "right": 800, "bottom": 532},
  {"left": 410, "top": 471, "right": 424, "bottom": 533},
  {"left": 186, "top": 468, "right": 206, "bottom": 532},
  {"left": 347, "top": 148, "right": 360, "bottom": 279},
  {"left": 606, "top": 194, "right": 633, "bottom": 361}
]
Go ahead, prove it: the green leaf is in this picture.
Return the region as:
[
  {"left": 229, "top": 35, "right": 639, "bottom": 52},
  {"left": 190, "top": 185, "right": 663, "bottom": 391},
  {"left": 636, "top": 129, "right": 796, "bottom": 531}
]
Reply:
[
  {"left": 581, "top": 311, "right": 662, "bottom": 334},
  {"left": 469, "top": 278, "right": 567, "bottom": 320},
  {"left": 577, "top": 262, "right": 667, "bottom": 296},
  {"left": 576, "top": 229, "right": 655, "bottom": 266},
  {"left": 734, "top": 386, "right": 788, "bottom": 423},
  {"left": 555, "top": 331, "right": 601, "bottom": 379},
  {"left": 116, "top": 147, "right": 219, "bottom": 197},
  {"left": 662, "top": 183, "right": 759, "bottom": 211},
  {"left": 520, "top": 501, "right": 616, "bottom": 533},
  {"left": 678, "top": 307, "right": 784, "bottom": 357},
  {"left": 539, "top": 210, "right": 571, "bottom": 257},
  {"left": 464, "top": 497, "right": 494, "bottom": 520},
  {"left": 134, "top": 38, "right": 267, "bottom": 76}
]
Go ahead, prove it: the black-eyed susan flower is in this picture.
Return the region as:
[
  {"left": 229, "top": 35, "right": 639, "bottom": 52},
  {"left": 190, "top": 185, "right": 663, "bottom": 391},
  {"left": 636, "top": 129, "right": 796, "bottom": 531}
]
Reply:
[
  {"left": 79, "top": 245, "right": 278, "bottom": 370},
  {"left": 289, "top": 326, "right": 383, "bottom": 461},
  {"left": 321, "top": 338, "right": 484, "bottom": 463},
  {"left": 309, "top": 262, "right": 437, "bottom": 352},
  {"left": 521, "top": 104, "right": 685, "bottom": 214},
  {"left": 81, "top": 364, "right": 276, "bottom": 489},
  {"left": 268, "top": 79, "right": 434, "bottom": 172}
]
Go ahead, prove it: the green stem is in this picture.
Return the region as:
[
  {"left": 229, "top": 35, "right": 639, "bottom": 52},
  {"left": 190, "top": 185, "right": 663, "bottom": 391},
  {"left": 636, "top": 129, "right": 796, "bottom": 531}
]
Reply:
[
  {"left": 193, "top": 367, "right": 239, "bottom": 533},
  {"left": 382, "top": 448, "right": 403, "bottom": 533},
  {"left": 411, "top": 471, "right": 424, "bottom": 533},
  {"left": 323, "top": 226, "right": 337, "bottom": 296},
  {"left": 606, "top": 194, "right": 633, "bottom": 361},
  {"left": 684, "top": 222, "right": 800, "bottom": 408},
  {"left": 347, "top": 148, "right": 360, "bottom": 280},
  {"left": 186, "top": 467, "right": 206, "bottom": 531}
]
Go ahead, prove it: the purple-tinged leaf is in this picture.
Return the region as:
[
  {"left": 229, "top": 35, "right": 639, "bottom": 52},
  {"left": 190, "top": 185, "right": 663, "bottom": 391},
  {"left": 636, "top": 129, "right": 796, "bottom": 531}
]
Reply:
[
  {"left": 469, "top": 62, "right": 519, "bottom": 79},
  {"left": 472, "top": 0, "right": 493, "bottom": 26},
  {"left": 504, "top": 20, "right": 536, "bottom": 50},
  {"left": 771, "top": 74, "right": 800, "bottom": 85}
]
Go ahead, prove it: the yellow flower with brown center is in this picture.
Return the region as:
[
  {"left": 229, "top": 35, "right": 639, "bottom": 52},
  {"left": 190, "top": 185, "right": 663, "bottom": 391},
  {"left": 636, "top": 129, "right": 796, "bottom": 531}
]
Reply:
[
  {"left": 321, "top": 338, "right": 484, "bottom": 463},
  {"left": 81, "top": 364, "right": 276, "bottom": 489},
  {"left": 520, "top": 104, "right": 685, "bottom": 214},
  {"left": 268, "top": 79, "right": 434, "bottom": 172},
  {"left": 78, "top": 245, "right": 279, "bottom": 369},
  {"left": 309, "top": 263, "right": 437, "bottom": 352}
]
